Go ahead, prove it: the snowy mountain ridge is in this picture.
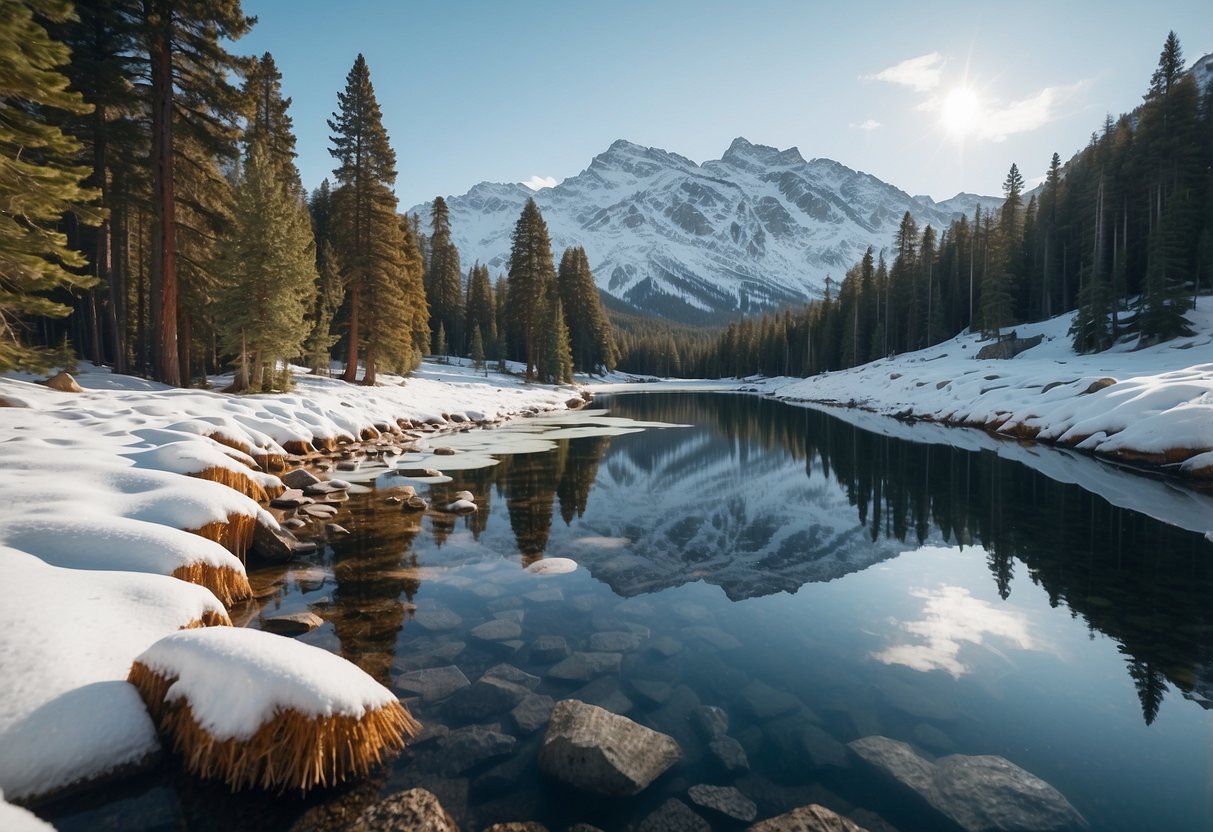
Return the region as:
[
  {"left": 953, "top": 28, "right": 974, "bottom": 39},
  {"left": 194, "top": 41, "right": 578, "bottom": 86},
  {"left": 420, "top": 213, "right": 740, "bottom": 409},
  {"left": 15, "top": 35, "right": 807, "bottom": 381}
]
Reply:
[{"left": 409, "top": 137, "right": 998, "bottom": 323}]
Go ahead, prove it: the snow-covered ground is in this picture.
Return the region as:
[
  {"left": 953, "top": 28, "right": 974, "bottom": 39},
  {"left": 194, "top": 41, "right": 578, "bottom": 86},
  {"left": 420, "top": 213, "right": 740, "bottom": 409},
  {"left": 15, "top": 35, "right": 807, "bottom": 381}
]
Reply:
[
  {"left": 757, "top": 298, "right": 1213, "bottom": 481},
  {"left": 0, "top": 360, "right": 578, "bottom": 803}
]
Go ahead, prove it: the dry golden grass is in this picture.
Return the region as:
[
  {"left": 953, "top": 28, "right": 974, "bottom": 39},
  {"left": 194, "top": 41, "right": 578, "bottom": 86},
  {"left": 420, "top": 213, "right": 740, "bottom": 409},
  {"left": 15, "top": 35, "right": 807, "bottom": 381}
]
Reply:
[
  {"left": 203, "top": 432, "right": 253, "bottom": 457},
  {"left": 190, "top": 465, "right": 271, "bottom": 503},
  {"left": 171, "top": 563, "right": 252, "bottom": 606},
  {"left": 128, "top": 663, "right": 419, "bottom": 793},
  {"left": 187, "top": 513, "right": 257, "bottom": 563},
  {"left": 314, "top": 437, "right": 338, "bottom": 452},
  {"left": 180, "top": 609, "right": 234, "bottom": 628},
  {"left": 281, "top": 439, "right": 316, "bottom": 456}
]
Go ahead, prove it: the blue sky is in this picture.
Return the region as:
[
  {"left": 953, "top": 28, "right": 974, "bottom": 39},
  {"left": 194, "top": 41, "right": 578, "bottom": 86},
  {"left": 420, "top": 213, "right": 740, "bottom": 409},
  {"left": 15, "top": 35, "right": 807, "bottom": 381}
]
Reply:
[{"left": 239, "top": 0, "right": 1213, "bottom": 209}]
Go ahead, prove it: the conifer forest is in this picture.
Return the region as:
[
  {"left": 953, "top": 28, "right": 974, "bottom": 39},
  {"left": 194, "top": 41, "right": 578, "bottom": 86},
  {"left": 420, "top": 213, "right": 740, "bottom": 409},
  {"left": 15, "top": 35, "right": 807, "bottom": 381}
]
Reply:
[{"left": 1, "top": 3, "right": 1210, "bottom": 384}]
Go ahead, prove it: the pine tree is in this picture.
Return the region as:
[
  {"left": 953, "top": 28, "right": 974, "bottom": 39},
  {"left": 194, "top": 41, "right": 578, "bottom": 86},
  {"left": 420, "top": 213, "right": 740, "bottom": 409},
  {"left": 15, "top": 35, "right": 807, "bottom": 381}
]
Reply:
[
  {"left": 434, "top": 321, "right": 447, "bottom": 361},
  {"left": 142, "top": 0, "right": 252, "bottom": 386},
  {"left": 465, "top": 262, "right": 494, "bottom": 349},
  {"left": 506, "top": 199, "right": 556, "bottom": 380},
  {"left": 426, "top": 196, "right": 463, "bottom": 354},
  {"left": 542, "top": 294, "right": 574, "bottom": 384},
  {"left": 241, "top": 52, "right": 299, "bottom": 190},
  {"left": 328, "top": 55, "right": 426, "bottom": 383},
  {"left": 470, "top": 324, "right": 485, "bottom": 373},
  {"left": 0, "top": 0, "right": 100, "bottom": 371},
  {"left": 215, "top": 143, "right": 316, "bottom": 390},
  {"left": 304, "top": 240, "right": 342, "bottom": 374},
  {"left": 556, "top": 246, "right": 616, "bottom": 373}
]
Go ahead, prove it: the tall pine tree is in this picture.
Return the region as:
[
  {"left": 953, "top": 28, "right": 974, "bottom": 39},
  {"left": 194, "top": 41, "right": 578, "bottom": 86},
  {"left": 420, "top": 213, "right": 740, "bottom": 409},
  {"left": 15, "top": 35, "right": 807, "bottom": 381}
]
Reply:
[
  {"left": 556, "top": 246, "right": 616, "bottom": 374},
  {"left": 506, "top": 199, "right": 556, "bottom": 380}
]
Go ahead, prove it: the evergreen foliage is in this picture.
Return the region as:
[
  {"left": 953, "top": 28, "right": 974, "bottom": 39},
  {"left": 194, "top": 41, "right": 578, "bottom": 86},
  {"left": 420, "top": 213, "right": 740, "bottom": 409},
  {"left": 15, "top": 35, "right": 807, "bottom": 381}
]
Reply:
[
  {"left": 556, "top": 246, "right": 617, "bottom": 373},
  {"left": 0, "top": 0, "right": 100, "bottom": 371},
  {"left": 505, "top": 199, "right": 556, "bottom": 380},
  {"left": 328, "top": 54, "right": 426, "bottom": 384},
  {"left": 425, "top": 196, "right": 463, "bottom": 354}
]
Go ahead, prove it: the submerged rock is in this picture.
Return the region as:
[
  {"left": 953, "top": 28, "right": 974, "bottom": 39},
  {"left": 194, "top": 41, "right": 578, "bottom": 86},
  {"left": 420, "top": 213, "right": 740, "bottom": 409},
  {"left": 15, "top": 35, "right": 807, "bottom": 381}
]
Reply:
[
  {"left": 281, "top": 468, "right": 322, "bottom": 490},
  {"left": 538, "top": 699, "right": 681, "bottom": 795},
  {"left": 745, "top": 803, "right": 870, "bottom": 832},
  {"left": 530, "top": 635, "right": 571, "bottom": 663},
  {"left": 547, "top": 651, "right": 622, "bottom": 682},
  {"left": 848, "top": 736, "right": 1088, "bottom": 832},
  {"left": 259, "top": 612, "right": 324, "bottom": 636},
  {"left": 395, "top": 665, "right": 470, "bottom": 702},
  {"left": 688, "top": 784, "right": 758, "bottom": 822},
  {"left": 251, "top": 521, "right": 317, "bottom": 562},
  {"left": 439, "top": 724, "right": 516, "bottom": 775},
  {"left": 637, "top": 798, "right": 709, "bottom": 832},
  {"left": 348, "top": 787, "right": 458, "bottom": 832},
  {"left": 445, "top": 676, "right": 531, "bottom": 721},
  {"left": 470, "top": 619, "right": 523, "bottom": 642},
  {"left": 511, "top": 693, "right": 556, "bottom": 734}
]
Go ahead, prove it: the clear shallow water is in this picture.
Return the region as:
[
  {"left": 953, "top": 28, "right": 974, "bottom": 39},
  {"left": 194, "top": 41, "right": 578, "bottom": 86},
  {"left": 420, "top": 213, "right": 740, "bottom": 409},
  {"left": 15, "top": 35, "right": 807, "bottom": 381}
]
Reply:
[{"left": 44, "top": 392, "right": 1213, "bottom": 831}]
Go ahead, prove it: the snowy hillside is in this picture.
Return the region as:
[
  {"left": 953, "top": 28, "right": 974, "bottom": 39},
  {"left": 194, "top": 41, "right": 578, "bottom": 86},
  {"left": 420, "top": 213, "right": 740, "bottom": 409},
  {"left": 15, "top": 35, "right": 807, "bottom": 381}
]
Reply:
[{"left": 408, "top": 138, "right": 997, "bottom": 322}]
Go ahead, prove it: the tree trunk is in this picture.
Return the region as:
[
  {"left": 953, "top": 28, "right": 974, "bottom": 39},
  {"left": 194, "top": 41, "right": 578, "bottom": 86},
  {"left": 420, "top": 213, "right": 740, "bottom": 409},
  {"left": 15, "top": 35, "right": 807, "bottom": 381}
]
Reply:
[
  {"left": 342, "top": 283, "right": 360, "bottom": 382},
  {"left": 178, "top": 308, "right": 191, "bottom": 385},
  {"left": 148, "top": 0, "right": 179, "bottom": 386}
]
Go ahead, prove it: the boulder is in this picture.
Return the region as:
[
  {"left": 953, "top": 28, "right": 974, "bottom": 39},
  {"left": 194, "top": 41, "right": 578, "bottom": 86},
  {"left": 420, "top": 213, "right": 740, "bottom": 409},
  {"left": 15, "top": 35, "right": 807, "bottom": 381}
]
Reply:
[
  {"left": 484, "top": 663, "right": 541, "bottom": 690},
  {"left": 349, "top": 788, "right": 458, "bottom": 832},
  {"left": 259, "top": 611, "right": 324, "bottom": 636},
  {"left": 547, "top": 651, "right": 622, "bottom": 682},
  {"left": 538, "top": 699, "right": 681, "bottom": 795},
  {"left": 432, "top": 447, "right": 457, "bottom": 456},
  {"left": 511, "top": 693, "right": 555, "bottom": 734},
  {"left": 281, "top": 468, "right": 322, "bottom": 489},
  {"left": 251, "top": 521, "right": 317, "bottom": 562},
  {"left": 531, "top": 635, "right": 572, "bottom": 663},
  {"left": 636, "top": 798, "right": 709, "bottom": 832},
  {"left": 439, "top": 724, "right": 516, "bottom": 775},
  {"left": 470, "top": 619, "right": 523, "bottom": 642},
  {"left": 848, "top": 736, "right": 1088, "bottom": 832},
  {"left": 413, "top": 607, "right": 462, "bottom": 631},
  {"left": 270, "top": 488, "right": 312, "bottom": 508},
  {"left": 589, "top": 631, "right": 646, "bottom": 652},
  {"left": 395, "top": 665, "right": 471, "bottom": 702},
  {"left": 746, "top": 804, "right": 870, "bottom": 832},
  {"left": 688, "top": 784, "right": 758, "bottom": 822},
  {"left": 693, "top": 705, "right": 729, "bottom": 740},
  {"left": 709, "top": 736, "right": 750, "bottom": 772},
  {"left": 42, "top": 371, "right": 83, "bottom": 392},
  {"left": 445, "top": 676, "right": 531, "bottom": 721}
]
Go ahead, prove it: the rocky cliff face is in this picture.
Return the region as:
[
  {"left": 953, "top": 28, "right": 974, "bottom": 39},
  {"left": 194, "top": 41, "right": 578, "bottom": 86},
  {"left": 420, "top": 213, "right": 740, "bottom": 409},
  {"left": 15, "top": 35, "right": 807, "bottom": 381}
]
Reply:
[{"left": 409, "top": 137, "right": 997, "bottom": 323}]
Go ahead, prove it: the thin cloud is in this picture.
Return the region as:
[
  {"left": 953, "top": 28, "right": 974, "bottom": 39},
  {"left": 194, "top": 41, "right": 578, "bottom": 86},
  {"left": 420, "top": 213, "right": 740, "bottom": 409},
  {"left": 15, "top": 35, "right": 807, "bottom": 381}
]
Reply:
[
  {"left": 977, "top": 81, "right": 1088, "bottom": 142},
  {"left": 522, "top": 175, "right": 558, "bottom": 191},
  {"left": 864, "top": 52, "right": 944, "bottom": 93},
  {"left": 850, "top": 119, "right": 883, "bottom": 131}
]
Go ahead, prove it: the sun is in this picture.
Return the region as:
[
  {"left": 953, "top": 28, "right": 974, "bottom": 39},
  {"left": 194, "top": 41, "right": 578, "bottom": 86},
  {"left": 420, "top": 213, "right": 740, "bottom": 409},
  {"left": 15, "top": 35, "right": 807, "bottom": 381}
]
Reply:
[{"left": 941, "top": 86, "right": 982, "bottom": 139}]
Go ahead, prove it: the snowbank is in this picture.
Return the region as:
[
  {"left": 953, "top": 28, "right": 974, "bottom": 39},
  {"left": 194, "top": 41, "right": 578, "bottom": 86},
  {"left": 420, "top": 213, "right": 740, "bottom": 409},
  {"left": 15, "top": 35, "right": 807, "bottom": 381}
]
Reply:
[
  {"left": 0, "top": 359, "right": 575, "bottom": 802},
  {"left": 0, "top": 548, "right": 229, "bottom": 802},
  {"left": 765, "top": 297, "right": 1213, "bottom": 479}
]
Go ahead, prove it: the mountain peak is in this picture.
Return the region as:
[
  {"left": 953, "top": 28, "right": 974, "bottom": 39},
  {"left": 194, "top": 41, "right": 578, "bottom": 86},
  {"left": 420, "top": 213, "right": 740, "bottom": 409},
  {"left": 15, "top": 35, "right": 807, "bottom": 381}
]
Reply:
[{"left": 721, "top": 137, "right": 805, "bottom": 167}]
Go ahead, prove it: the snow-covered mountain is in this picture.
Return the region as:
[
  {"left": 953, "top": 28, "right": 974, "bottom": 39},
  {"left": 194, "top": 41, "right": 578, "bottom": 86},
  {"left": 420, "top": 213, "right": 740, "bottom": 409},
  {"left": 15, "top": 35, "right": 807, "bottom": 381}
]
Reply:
[{"left": 408, "top": 137, "right": 998, "bottom": 323}]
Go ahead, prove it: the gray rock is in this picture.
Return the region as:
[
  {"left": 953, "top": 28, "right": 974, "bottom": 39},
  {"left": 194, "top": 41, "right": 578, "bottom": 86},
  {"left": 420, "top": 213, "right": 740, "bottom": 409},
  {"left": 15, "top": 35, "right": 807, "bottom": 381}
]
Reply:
[
  {"left": 474, "top": 743, "right": 539, "bottom": 797},
  {"left": 413, "top": 607, "right": 462, "bottom": 632},
  {"left": 800, "top": 724, "right": 848, "bottom": 770},
  {"left": 281, "top": 468, "right": 322, "bottom": 490},
  {"left": 745, "top": 804, "right": 870, "bottom": 832},
  {"left": 301, "top": 503, "right": 339, "bottom": 519},
  {"left": 848, "top": 736, "right": 1088, "bottom": 832},
  {"left": 682, "top": 626, "right": 742, "bottom": 650},
  {"left": 530, "top": 635, "right": 570, "bottom": 663},
  {"left": 492, "top": 609, "right": 525, "bottom": 623},
  {"left": 637, "top": 798, "right": 709, "bottom": 832},
  {"left": 589, "top": 630, "right": 646, "bottom": 652},
  {"left": 283, "top": 517, "right": 307, "bottom": 529},
  {"left": 395, "top": 665, "right": 470, "bottom": 702},
  {"left": 547, "top": 651, "right": 622, "bottom": 682},
  {"left": 709, "top": 737, "right": 750, "bottom": 772},
  {"left": 693, "top": 705, "right": 729, "bottom": 740},
  {"left": 259, "top": 611, "right": 324, "bottom": 636},
  {"left": 649, "top": 636, "right": 684, "bottom": 657},
  {"left": 688, "top": 784, "right": 758, "bottom": 822},
  {"left": 631, "top": 678, "right": 674, "bottom": 706},
  {"left": 348, "top": 787, "right": 458, "bottom": 832},
  {"left": 572, "top": 676, "right": 634, "bottom": 715},
  {"left": 470, "top": 619, "right": 523, "bottom": 642},
  {"left": 393, "top": 640, "right": 466, "bottom": 671},
  {"left": 439, "top": 724, "right": 516, "bottom": 775},
  {"left": 270, "top": 488, "right": 312, "bottom": 508},
  {"left": 445, "top": 676, "right": 532, "bottom": 721},
  {"left": 325, "top": 522, "right": 350, "bottom": 535},
  {"left": 303, "top": 480, "right": 344, "bottom": 495},
  {"left": 538, "top": 699, "right": 682, "bottom": 795},
  {"left": 511, "top": 693, "right": 556, "bottom": 734},
  {"left": 913, "top": 722, "right": 957, "bottom": 753},
  {"left": 251, "top": 521, "right": 316, "bottom": 562},
  {"left": 484, "top": 663, "right": 541, "bottom": 690},
  {"left": 740, "top": 679, "right": 801, "bottom": 719},
  {"left": 524, "top": 586, "right": 564, "bottom": 603}
]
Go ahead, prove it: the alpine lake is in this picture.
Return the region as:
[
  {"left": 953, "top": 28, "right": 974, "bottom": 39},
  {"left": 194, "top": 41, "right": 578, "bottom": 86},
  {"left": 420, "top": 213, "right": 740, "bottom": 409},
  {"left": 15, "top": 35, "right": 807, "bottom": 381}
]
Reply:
[{"left": 42, "top": 392, "right": 1213, "bottom": 832}]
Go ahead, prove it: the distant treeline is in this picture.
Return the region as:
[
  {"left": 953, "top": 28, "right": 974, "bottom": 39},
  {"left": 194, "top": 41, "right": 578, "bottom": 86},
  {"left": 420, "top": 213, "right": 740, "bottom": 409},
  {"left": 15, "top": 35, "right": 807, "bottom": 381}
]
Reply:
[{"left": 614, "top": 32, "right": 1212, "bottom": 378}]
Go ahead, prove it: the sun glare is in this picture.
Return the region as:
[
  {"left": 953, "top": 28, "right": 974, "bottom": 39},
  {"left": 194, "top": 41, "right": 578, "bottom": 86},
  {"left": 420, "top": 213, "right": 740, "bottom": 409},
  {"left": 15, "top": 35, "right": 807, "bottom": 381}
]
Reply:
[{"left": 941, "top": 86, "right": 982, "bottom": 139}]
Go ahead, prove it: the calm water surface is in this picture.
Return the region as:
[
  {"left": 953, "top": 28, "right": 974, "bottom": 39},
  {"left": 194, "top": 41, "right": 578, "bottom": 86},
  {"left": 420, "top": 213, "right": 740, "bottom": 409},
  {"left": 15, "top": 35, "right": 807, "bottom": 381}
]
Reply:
[{"left": 46, "top": 393, "right": 1213, "bottom": 831}]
